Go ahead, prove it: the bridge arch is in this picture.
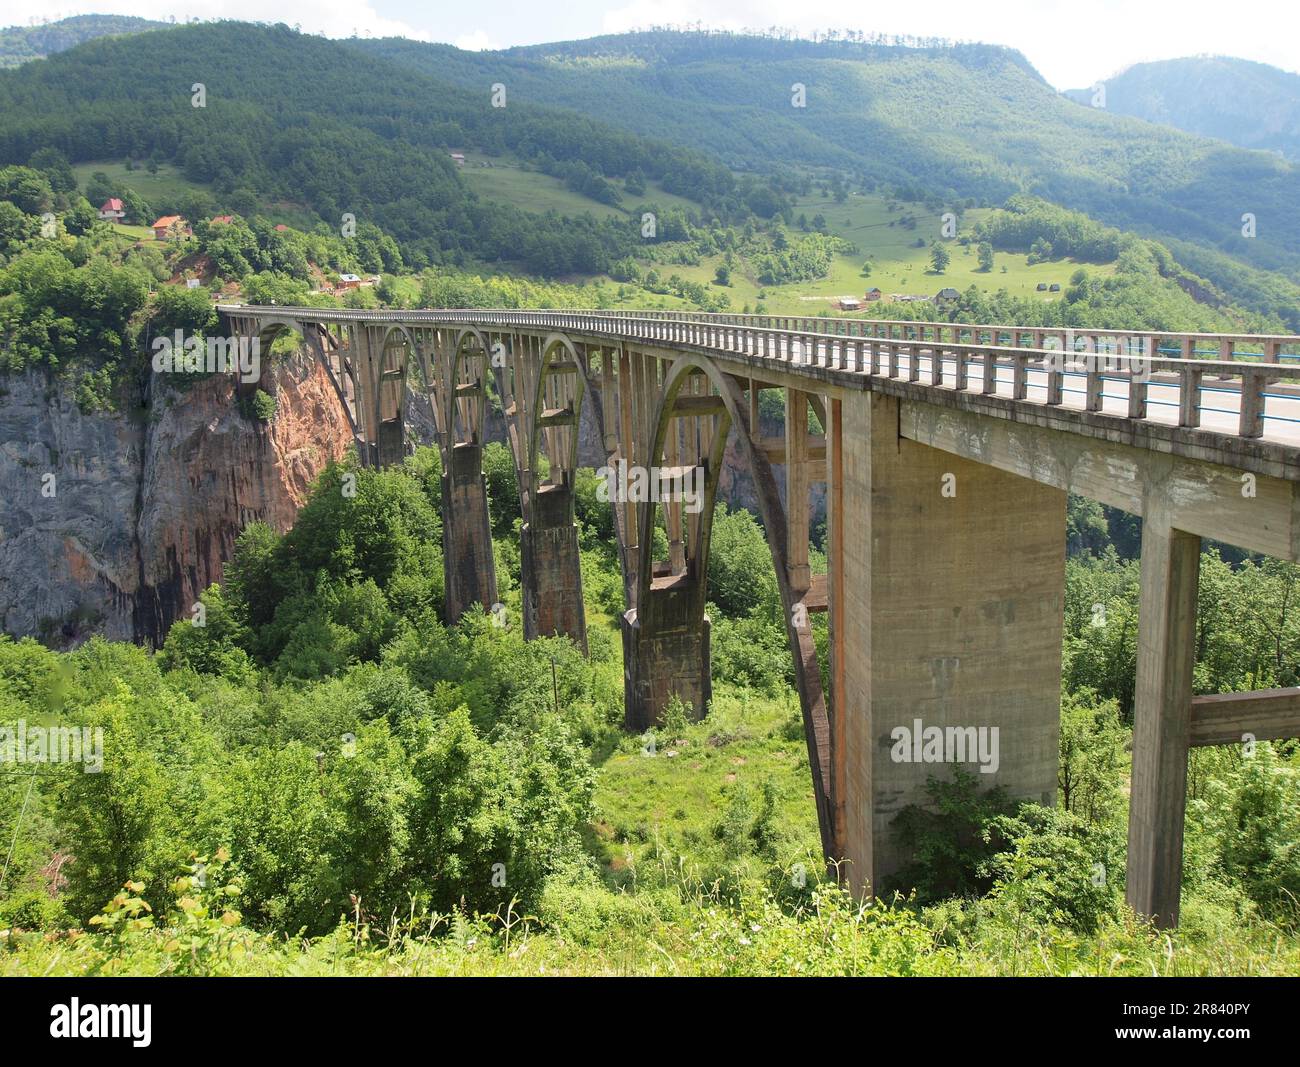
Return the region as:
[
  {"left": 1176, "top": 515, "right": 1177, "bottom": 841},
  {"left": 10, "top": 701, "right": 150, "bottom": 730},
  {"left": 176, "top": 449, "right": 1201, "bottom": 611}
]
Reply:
[
  {"left": 510, "top": 332, "right": 588, "bottom": 649},
  {"left": 526, "top": 334, "right": 585, "bottom": 512},
  {"left": 438, "top": 326, "right": 498, "bottom": 623},
  {"left": 448, "top": 328, "right": 491, "bottom": 448},
  {"left": 373, "top": 324, "right": 417, "bottom": 466},
  {"left": 622, "top": 352, "right": 835, "bottom": 855}
]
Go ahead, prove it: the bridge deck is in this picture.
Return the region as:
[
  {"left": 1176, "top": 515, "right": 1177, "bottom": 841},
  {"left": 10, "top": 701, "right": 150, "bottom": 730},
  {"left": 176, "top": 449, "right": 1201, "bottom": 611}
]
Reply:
[{"left": 217, "top": 306, "right": 1300, "bottom": 480}]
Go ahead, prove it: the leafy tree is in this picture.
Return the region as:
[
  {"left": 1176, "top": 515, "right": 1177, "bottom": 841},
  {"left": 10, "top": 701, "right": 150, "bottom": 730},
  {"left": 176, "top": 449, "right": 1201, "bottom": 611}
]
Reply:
[
  {"left": 0, "top": 165, "right": 53, "bottom": 214},
  {"left": 27, "top": 147, "right": 76, "bottom": 194},
  {"left": 151, "top": 284, "right": 217, "bottom": 337},
  {"left": 1057, "top": 691, "right": 1126, "bottom": 826},
  {"left": 56, "top": 686, "right": 186, "bottom": 921},
  {"left": 706, "top": 504, "right": 778, "bottom": 619},
  {"left": 158, "top": 585, "right": 255, "bottom": 682}
]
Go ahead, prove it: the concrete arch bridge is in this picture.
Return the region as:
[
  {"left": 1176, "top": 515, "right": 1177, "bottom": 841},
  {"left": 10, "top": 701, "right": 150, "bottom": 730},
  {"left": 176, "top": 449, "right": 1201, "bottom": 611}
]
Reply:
[{"left": 218, "top": 304, "right": 1300, "bottom": 927}]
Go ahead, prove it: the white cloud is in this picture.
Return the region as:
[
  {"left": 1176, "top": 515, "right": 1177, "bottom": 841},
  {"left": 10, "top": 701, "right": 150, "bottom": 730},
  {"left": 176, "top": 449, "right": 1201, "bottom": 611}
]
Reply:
[{"left": 454, "top": 30, "right": 497, "bottom": 52}]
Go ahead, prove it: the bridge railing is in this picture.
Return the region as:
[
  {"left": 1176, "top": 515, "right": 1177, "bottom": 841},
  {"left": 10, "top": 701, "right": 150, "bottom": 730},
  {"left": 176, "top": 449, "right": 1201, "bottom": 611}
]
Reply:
[
  {"left": 217, "top": 305, "right": 1300, "bottom": 442},
  {"left": 556, "top": 310, "right": 1298, "bottom": 439},
  {"left": 551, "top": 308, "right": 1300, "bottom": 367}
]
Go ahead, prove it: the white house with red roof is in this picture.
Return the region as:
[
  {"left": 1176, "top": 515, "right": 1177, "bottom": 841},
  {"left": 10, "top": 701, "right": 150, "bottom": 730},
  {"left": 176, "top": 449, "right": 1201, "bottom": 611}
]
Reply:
[{"left": 98, "top": 198, "right": 125, "bottom": 221}]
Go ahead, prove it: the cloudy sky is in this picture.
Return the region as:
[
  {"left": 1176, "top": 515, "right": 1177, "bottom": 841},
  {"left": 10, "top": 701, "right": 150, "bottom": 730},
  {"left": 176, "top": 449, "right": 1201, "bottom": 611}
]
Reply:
[{"left": 9, "top": 0, "right": 1300, "bottom": 89}]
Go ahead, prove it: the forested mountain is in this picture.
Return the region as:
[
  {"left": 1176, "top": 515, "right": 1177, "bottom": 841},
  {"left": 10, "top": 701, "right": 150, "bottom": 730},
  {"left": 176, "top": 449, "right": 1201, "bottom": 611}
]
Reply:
[
  {"left": 0, "top": 22, "right": 746, "bottom": 274},
  {"left": 356, "top": 30, "right": 1300, "bottom": 319},
  {"left": 1, "top": 21, "right": 1299, "bottom": 320},
  {"left": 0, "top": 14, "right": 165, "bottom": 68},
  {"left": 1066, "top": 57, "right": 1300, "bottom": 162}
]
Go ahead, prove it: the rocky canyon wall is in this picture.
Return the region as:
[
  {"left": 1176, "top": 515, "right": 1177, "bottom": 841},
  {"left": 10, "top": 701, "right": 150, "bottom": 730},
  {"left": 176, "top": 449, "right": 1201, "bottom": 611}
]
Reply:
[
  {"left": 0, "top": 349, "right": 352, "bottom": 648},
  {"left": 0, "top": 347, "right": 820, "bottom": 649}
]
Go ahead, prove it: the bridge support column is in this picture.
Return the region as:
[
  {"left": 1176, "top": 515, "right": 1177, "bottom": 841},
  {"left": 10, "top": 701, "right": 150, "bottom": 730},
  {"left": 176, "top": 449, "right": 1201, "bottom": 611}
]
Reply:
[
  {"left": 622, "top": 604, "right": 710, "bottom": 733},
  {"left": 377, "top": 419, "right": 404, "bottom": 467},
  {"left": 1126, "top": 518, "right": 1200, "bottom": 928},
  {"left": 441, "top": 442, "right": 497, "bottom": 623},
  {"left": 521, "top": 485, "right": 587, "bottom": 651},
  {"left": 836, "top": 393, "right": 1065, "bottom": 895}
]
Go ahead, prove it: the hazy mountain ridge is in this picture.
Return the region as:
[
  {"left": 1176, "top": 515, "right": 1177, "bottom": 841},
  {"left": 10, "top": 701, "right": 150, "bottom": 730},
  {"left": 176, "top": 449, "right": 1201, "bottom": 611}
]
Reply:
[
  {"left": 0, "top": 13, "right": 166, "bottom": 68},
  {"left": 1066, "top": 56, "right": 1300, "bottom": 161}
]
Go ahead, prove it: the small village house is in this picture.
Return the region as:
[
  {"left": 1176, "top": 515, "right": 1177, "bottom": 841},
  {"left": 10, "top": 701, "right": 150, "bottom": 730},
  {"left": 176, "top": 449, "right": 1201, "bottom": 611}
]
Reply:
[
  {"left": 151, "top": 215, "right": 190, "bottom": 241},
  {"left": 98, "top": 198, "right": 125, "bottom": 221},
  {"left": 864, "top": 287, "right": 883, "bottom": 301},
  {"left": 336, "top": 273, "right": 362, "bottom": 291},
  {"left": 837, "top": 296, "right": 861, "bottom": 311}
]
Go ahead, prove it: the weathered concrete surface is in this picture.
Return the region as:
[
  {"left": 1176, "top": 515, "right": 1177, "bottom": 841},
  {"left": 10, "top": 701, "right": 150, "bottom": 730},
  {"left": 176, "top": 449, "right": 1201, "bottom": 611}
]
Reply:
[
  {"left": 838, "top": 392, "right": 1066, "bottom": 895},
  {"left": 441, "top": 441, "right": 497, "bottom": 622},
  {"left": 900, "top": 401, "right": 1300, "bottom": 563},
  {"left": 377, "top": 417, "right": 405, "bottom": 467},
  {"left": 622, "top": 604, "right": 711, "bottom": 732},
  {"left": 1126, "top": 515, "right": 1200, "bottom": 928},
  {"left": 521, "top": 483, "right": 587, "bottom": 650}
]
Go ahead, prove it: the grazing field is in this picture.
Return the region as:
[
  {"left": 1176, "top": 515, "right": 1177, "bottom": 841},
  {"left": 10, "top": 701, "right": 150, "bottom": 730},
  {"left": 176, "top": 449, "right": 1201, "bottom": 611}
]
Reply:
[
  {"left": 456, "top": 151, "right": 703, "bottom": 220},
  {"left": 72, "top": 160, "right": 209, "bottom": 205},
  {"left": 668, "top": 192, "right": 1117, "bottom": 315},
  {"left": 592, "top": 683, "right": 822, "bottom": 879},
  {"left": 110, "top": 222, "right": 156, "bottom": 241},
  {"left": 458, "top": 164, "right": 1118, "bottom": 315}
]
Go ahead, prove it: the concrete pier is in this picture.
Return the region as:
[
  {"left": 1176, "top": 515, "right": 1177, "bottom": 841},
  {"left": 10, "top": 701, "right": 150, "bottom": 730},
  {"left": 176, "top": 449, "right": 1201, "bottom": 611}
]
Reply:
[
  {"left": 522, "top": 483, "right": 587, "bottom": 650},
  {"left": 441, "top": 441, "right": 497, "bottom": 622},
  {"left": 837, "top": 392, "right": 1066, "bottom": 893}
]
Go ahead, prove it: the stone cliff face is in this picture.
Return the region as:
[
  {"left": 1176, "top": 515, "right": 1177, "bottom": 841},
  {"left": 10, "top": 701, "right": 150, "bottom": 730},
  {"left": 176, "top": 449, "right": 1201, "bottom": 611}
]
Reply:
[
  {"left": 0, "top": 348, "right": 820, "bottom": 649},
  {"left": 0, "top": 349, "right": 352, "bottom": 647}
]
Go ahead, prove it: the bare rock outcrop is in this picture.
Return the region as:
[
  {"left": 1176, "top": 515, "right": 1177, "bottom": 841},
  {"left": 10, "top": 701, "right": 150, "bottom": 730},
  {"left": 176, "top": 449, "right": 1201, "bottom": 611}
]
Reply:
[{"left": 0, "top": 349, "right": 351, "bottom": 647}]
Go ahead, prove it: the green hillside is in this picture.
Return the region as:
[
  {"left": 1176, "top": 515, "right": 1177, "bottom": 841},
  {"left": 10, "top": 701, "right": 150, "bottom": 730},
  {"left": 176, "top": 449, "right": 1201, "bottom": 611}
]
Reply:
[
  {"left": 71, "top": 160, "right": 208, "bottom": 207},
  {"left": 1, "top": 21, "right": 1290, "bottom": 333},
  {"left": 0, "top": 22, "right": 745, "bottom": 277},
  {"left": 358, "top": 31, "right": 1300, "bottom": 324},
  {"left": 668, "top": 192, "right": 1116, "bottom": 313},
  {"left": 1066, "top": 56, "right": 1300, "bottom": 162}
]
